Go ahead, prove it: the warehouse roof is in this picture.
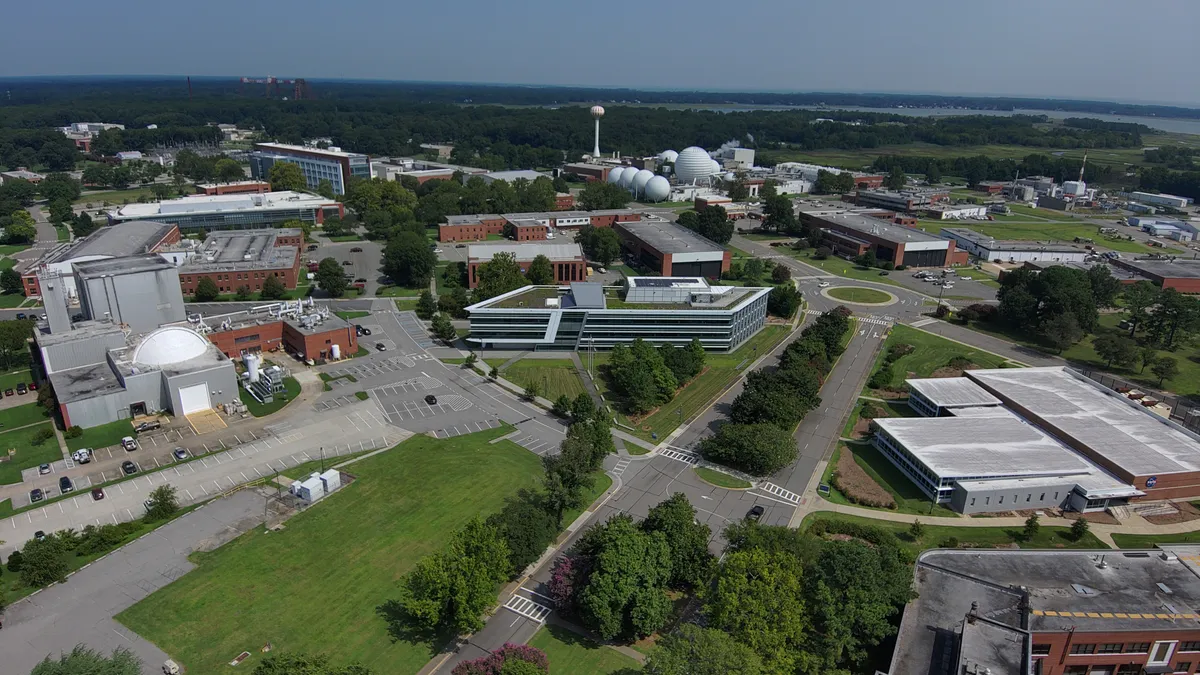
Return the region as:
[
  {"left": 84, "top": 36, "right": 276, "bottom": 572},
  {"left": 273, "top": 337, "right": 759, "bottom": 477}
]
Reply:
[
  {"left": 907, "top": 377, "right": 1001, "bottom": 408},
  {"left": 74, "top": 254, "right": 175, "bottom": 278},
  {"left": 614, "top": 220, "right": 724, "bottom": 254},
  {"left": 816, "top": 212, "right": 946, "bottom": 244},
  {"left": 467, "top": 243, "right": 582, "bottom": 261},
  {"left": 967, "top": 367, "right": 1200, "bottom": 476},
  {"left": 109, "top": 191, "right": 335, "bottom": 219},
  {"left": 1118, "top": 258, "right": 1200, "bottom": 281},
  {"left": 941, "top": 228, "right": 1081, "bottom": 253},
  {"left": 40, "top": 221, "right": 176, "bottom": 265}
]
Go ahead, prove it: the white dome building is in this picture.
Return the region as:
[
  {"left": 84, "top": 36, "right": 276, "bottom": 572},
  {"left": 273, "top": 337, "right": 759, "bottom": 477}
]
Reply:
[
  {"left": 643, "top": 176, "right": 671, "bottom": 202},
  {"left": 658, "top": 149, "right": 679, "bottom": 163},
  {"left": 133, "top": 326, "right": 212, "bottom": 367},
  {"left": 631, "top": 169, "right": 655, "bottom": 195},
  {"left": 709, "top": 159, "right": 722, "bottom": 176},
  {"left": 606, "top": 166, "right": 626, "bottom": 184},
  {"left": 675, "top": 146, "right": 714, "bottom": 184}
]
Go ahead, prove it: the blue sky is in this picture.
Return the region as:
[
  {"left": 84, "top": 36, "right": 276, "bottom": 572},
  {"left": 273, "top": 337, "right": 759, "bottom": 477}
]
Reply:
[{"left": 6, "top": 0, "right": 1199, "bottom": 105}]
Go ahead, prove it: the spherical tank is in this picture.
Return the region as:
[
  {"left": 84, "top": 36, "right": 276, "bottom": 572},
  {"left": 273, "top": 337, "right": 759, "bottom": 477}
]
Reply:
[
  {"left": 606, "top": 166, "right": 626, "bottom": 184},
  {"left": 674, "top": 146, "right": 713, "bottom": 184},
  {"left": 724, "top": 172, "right": 736, "bottom": 182},
  {"left": 619, "top": 168, "right": 638, "bottom": 189},
  {"left": 659, "top": 149, "right": 679, "bottom": 163},
  {"left": 644, "top": 176, "right": 671, "bottom": 202},
  {"left": 631, "top": 169, "right": 655, "bottom": 194},
  {"left": 709, "top": 159, "right": 722, "bottom": 175},
  {"left": 590, "top": 105, "right": 605, "bottom": 118}
]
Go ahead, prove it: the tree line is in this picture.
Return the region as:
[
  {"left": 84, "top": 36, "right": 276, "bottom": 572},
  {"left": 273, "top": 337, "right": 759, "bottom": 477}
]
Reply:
[{"left": 606, "top": 338, "right": 706, "bottom": 415}]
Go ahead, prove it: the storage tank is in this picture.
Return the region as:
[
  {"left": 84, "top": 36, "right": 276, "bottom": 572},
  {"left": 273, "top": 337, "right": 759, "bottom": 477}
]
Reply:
[
  {"left": 643, "top": 176, "right": 671, "bottom": 202},
  {"left": 658, "top": 149, "right": 679, "bottom": 163},
  {"left": 631, "top": 169, "right": 655, "bottom": 195},
  {"left": 331, "top": 343, "right": 341, "bottom": 360},
  {"left": 606, "top": 166, "right": 626, "bottom": 185},
  {"left": 243, "top": 353, "right": 261, "bottom": 383},
  {"left": 674, "top": 146, "right": 713, "bottom": 184},
  {"left": 619, "top": 168, "right": 638, "bottom": 189}
]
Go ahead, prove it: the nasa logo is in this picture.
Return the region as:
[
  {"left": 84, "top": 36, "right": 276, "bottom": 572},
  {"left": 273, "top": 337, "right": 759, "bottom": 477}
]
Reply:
[{"left": 1146, "top": 476, "right": 1158, "bottom": 488}]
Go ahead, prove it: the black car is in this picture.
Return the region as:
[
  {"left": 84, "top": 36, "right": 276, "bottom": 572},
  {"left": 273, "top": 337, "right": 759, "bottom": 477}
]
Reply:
[
  {"left": 342, "top": 260, "right": 353, "bottom": 266},
  {"left": 746, "top": 505, "right": 765, "bottom": 521},
  {"left": 34, "top": 530, "right": 46, "bottom": 541},
  {"left": 15, "top": 312, "right": 26, "bottom": 320},
  {"left": 59, "top": 476, "right": 73, "bottom": 493},
  {"left": 29, "top": 488, "right": 44, "bottom": 503},
  {"left": 16, "top": 382, "right": 27, "bottom": 394},
  {"left": 361, "top": 327, "right": 371, "bottom": 336},
  {"left": 350, "top": 247, "right": 363, "bottom": 253},
  {"left": 376, "top": 342, "right": 387, "bottom": 351},
  {"left": 424, "top": 394, "right": 438, "bottom": 405},
  {"left": 121, "top": 461, "right": 138, "bottom": 475}
]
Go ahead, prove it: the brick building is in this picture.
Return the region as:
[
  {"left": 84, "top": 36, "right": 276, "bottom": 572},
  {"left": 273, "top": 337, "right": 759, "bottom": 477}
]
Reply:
[
  {"left": 178, "top": 229, "right": 301, "bottom": 296},
  {"left": 613, "top": 220, "right": 731, "bottom": 278},
  {"left": 205, "top": 310, "right": 358, "bottom": 362},
  {"left": 554, "top": 193, "right": 575, "bottom": 210},
  {"left": 1110, "top": 258, "right": 1200, "bottom": 295},
  {"left": 562, "top": 163, "right": 611, "bottom": 182},
  {"left": 467, "top": 243, "right": 588, "bottom": 289},
  {"left": 195, "top": 181, "right": 272, "bottom": 196},
  {"left": 892, "top": 548, "right": 1200, "bottom": 675},
  {"left": 437, "top": 209, "right": 644, "bottom": 242},
  {"left": 800, "top": 207, "right": 968, "bottom": 268},
  {"left": 853, "top": 188, "right": 950, "bottom": 212}
]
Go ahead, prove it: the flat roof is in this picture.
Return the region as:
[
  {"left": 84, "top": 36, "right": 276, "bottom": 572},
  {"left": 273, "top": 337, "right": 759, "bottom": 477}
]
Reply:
[
  {"left": 254, "top": 142, "right": 365, "bottom": 159},
  {"left": 39, "top": 221, "right": 176, "bottom": 266},
  {"left": 74, "top": 254, "right": 174, "bottom": 278},
  {"left": 109, "top": 191, "right": 336, "bottom": 219},
  {"left": 614, "top": 220, "right": 724, "bottom": 254},
  {"left": 967, "top": 367, "right": 1200, "bottom": 477},
  {"left": 941, "top": 228, "right": 1082, "bottom": 253},
  {"left": 907, "top": 377, "right": 1002, "bottom": 408},
  {"left": 195, "top": 180, "right": 269, "bottom": 188},
  {"left": 569, "top": 282, "right": 604, "bottom": 309},
  {"left": 483, "top": 170, "right": 547, "bottom": 181},
  {"left": 1118, "top": 257, "right": 1200, "bottom": 280},
  {"left": 181, "top": 231, "right": 297, "bottom": 273},
  {"left": 49, "top": 362, "right": 127, "bottom": 403},
  {"left": 445, "top": 213, "right": 501, "bottom": 226},
  {"left": 813, "top": 211, "right": 946, "bottom": 244},
  {"left": 467, "top": 242, "right": 582, "bottom": 261},
  {"left": 284, "top": 313, "right": 352, "bottom": 336}
]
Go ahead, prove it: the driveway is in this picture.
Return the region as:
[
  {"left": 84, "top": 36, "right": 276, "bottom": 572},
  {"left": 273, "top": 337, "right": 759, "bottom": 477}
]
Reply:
[{"left": 0, "top": 490, "right": 266, "bottom": 675}]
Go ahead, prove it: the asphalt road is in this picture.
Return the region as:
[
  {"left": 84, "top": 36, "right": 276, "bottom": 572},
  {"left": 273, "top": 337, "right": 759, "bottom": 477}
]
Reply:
[{"left": 0, "top": 490, "right": 267, "bottom": 675}]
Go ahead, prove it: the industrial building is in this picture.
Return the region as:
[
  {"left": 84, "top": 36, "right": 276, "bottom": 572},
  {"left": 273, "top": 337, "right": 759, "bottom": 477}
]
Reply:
[
  {"left": 924, "top": 204, "right": 988, "bottom": 220},
  {"left": 800, "top": 207, "right": 968, "bottom": 268},
  {"left": 1110, "top": 257, "right": 1200, "bottom": 294},
  {"left": 371, "top": 157, "right": 487, "bottom": 184},
  {"left": 437, "top": 209, "right": 643, "bottom": 242},
  {"left": 467, "top": 243, "right": 587, "bottom": 289},
  {"left": 177, "top": 229, "right": 302, "bottom": 296},
  {"left": 562, "top": 163, "right": 611, "bottom": 182},
  {"left": 891, "top": 547, "right": 1200, "bottom": 675},
  {"left": 940, "top": 227, "right": 1088, "bottom": 263},
  {"left": 466, "top": 277, "right": 769, "bottom": 352},
  {"left": 874, "top": 366, "right": 1200, "bottom": 515},
  {"left": 853, "top": 188, "right": 949, "bottom": 213},
  {"left": 21, "top": 220, "right": 182, "bottom": 298},
  {"left": 0, "top": 167, "right": 46, "bottom": 185},
  {"left": 771, "top": 162, "right": 884, "bottom": 188},
  {"left": 196, "top": 300, "right": 358, "bottom": 363},
  {"left": 478, "top": 170, "right": 548, "bottom": 184},
  {"left": 248, "top": 142, "right": 370, "bottom": 196},
  {"left": 106, "top": 191, "right": 343, "bottom": 232},
  {"left": 613, "top": 220, "right": 731, "bottom": 277},
  {"left": 1130, "top": 191, "right": 1193, "bottom": 210}
]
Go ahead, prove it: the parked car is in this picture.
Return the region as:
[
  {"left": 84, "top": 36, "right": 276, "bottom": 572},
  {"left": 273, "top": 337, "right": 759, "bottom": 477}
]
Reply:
[
  {"left": 34, "top": 530, "right": 46, "bottom": 541},
  {"left": 143, "top": 499, "right": 155, "bottom": 511},
  {"left": 122, "top": 461, "right": 138, "bottom": 475},
  {"left": 29, "top": 488, "right": 44, "bottom": 503},
  {"left": 376, "top": 342, "right": 387, "bottom": 351},
  {"left": 4, "top": 388, "right": 13, "bottom": 397},
  {"left": 455, "top": 243, "right": 466, "bottom": 248},
  {"left": 342, "top": 260, "right": 353, "bottom": 266},
  {"left": 173, "top": 448, "right": 189, "bottom": 461},
  {"left": 354, "top": 324, "right": 364, "bottom": 336},
  {"left": 360, "top": 327, "right": 372, "bottom": 336},
  {"left": 28, "top": 381, "right": 37, "bottom": 391},
  {"left": 350, "top": 247, "right": 363, "bottom": 253},
  {"left": 135, "top": 420, "right": 161, "bottom": 432},
  {"left": 92, "top": 488, "right": 105, "bottom": 501},
  {"left": 38, "top": 463, "right": 52, "bottom": 475},
  {"left": 424, "top": 394, "right": 438, "bottom": 405},
  {"left": 16, "top": 382, "right": 27, "bottom": 394},
  {"left": 746, "top": 505, "right": 765, "bottom": 521},
  {"left": 121, "top": 436, "right": 138, "bottom": 451},
  {"left": 878, "top": 270, "right": 889, "bottom": 276},
  {"left": 72, "top": 448, "right": 92, "bottom": 464},
  {"left": 306, "top": 244, "right": 319, "bottom": 251},
  {"left": 15, "top": 313, "right": 26, "bottom": 320},
  {"left": 354, "top": 277, "right": 366, "bottom": 283},
  {"left": 59, "top": 476, "right": 73, "bottom": 493},
  {"left": 817, "top": 281, "right": 830, "bottom": 288}
]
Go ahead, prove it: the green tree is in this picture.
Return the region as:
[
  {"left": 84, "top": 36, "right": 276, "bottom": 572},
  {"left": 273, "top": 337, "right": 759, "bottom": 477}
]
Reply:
[
  {"left": 7, "top": 210, "right": 37, "bottom": 243},
  {"left": 251, "top": 651, "right": 371, "bottom": 675},
  {"left": 767, "top": 283, "right": 802, "bottom": 319},
  {"left": 578, "top": 181, "right": 630, "bottom": 210},
  {"left": 315, "top": 257, "right": 348, "bottom": 297},
  {"left": 642, "top": 493, "right": 714, "bottom": 590},
  {"left": 193, "top": 276, "right": 220, "bottom": 302},
  {"left": 1087, "top": 264, "right": 1123, "bottom": 308},
  {"left": 524, "top": 254, "right": 555, "bottom": 284},
  {"left": 0, "top": 267, "right": 22, "bottom": 294},
  {"left": 92, "top": 128, "right": 125, "bottom": 156},
  {"left": 82, "top": 163, "right": 113, "bottom": 187},
  {"left": 588, "top": 227, "right": 622, "bottom": 266},
  {"left": 727, "top": 175, "right": 750, "bottom": 202},
  {"left": 692, "top": 205, "right": 733, "bottom": 244},
  {"left": 396, "top": 517, "right": 510, "bottom": 635},
  {"left": 1071, "top": 517, "right": 1090, "bottom": 541},
  {"left": 608, "top": 340, "right": 677, "bottom": 414},
  {"left": 71, "top": 211, "right": 97, "bottom": 238},
  {"left": 20, "top": 535, "right": 68, "bottom": 588},
  {"left": 729, "top": 365, "right": 820, "bottom": 428},
  {"left": 138, "top": 484, "right": 180, "bottom": 525},
  {"left": 235, "top": 285, "right": 252, "bottom": 301},
  {"left": 475, "top": 251, "right": 528, "bottom": 301},
  {"left": 1146, "top": 289, "right": 1199, "bottom": 350},
  {"left": 571, "top": 392, "right": 595, "bottom": 421},
  {"left": 269, "top": 162, "right": 307, "bottom": 191},
  {"left": 1041, "top": 313, "right": 1083, "bottom": 353},
  {"left": 486, "top": 489, "right": 559, "bottom": 576},
  {"left": 552, "top": 394, "right": 572, "bottom": 418},
  {"left": 1152, "top": 356, "right": 1180, "bottom": 387},
  {"left": 31, "top": 645, "right": 141, "bottom": 675},
  {"left": 763, "top": 194, "right": 798, "bottom": 233},
  {"left": 885, "top": 166, "right": 907, "bottom": 190},
  {"left": 215, "top": 158, "right": 245, "bottom": 183},
  {"left": 760, "top": 179, "right": 778, "bottom": 200},
  {"left": 416, "top": 290, "right": 437, "bottom": 319},
  {"left": 743, "top": 258, "right": 765, "bottom": 282},
  {"left": 260, "top": 274, "right": 286, "bottom": 300},
  {"left": 317, "top": 179, "right": 336, "bottom": 200},
  {"left": 704, "top": 548, "right": 809, "bottom": 673},
  {"left": 908, "top": 519, "right": 925, "bottom": 540},
  {"left": 644, "top": 624, "right": 764, "bottom": 675},
  {"left": 321, "top": 217, "right": 349, "bottom": 238},
  {"left": 47, "top": 198, "right": 74, "bottom": 225},
  {"left": 926, "top": 163, "right": 943, "bottom": 182},
  {"left": 1023, "top": 514, "right": 1040, "bottom": 541},
  {"left": 575, "top": 515, "right": 672, "bottom": 640},
  {"left": 1092, "top": 333, "right": 1137, "bottom": 368},
  {"left": 771, "top": 264, "right": 791, "bottom": 284},
  {"left": 1139, "top": 346, "right": 1159, "bottom": 373},
  {"left": 699, "top": 422, "right": 797, "bottom": 476},
  {"left": 383, "top": 232, "right": 438, "bottom": 288},
  {"left": 431, "top": 312, "right": 457, "bottom": 343},
  {"left": 1122, "top": 281, "right": 1159, "bottom": 337}
]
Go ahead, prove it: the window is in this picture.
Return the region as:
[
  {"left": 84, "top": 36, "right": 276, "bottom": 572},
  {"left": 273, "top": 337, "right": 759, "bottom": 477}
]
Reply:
[
  {"left": 1150, "top": 642, "right": 1178, "bottom": 666},
  {"left": 970, "top": 498, "right": 976, "bottom": 506},
  {"left": 999, "top": 496, "right": 1004, "bottom": 504},
  {"left": 1128, "top": 643, "right": 1151, "bottom": 653},
  {"left": 1183, "top": 643, "right": 1200, "bottom": 653},
  {"left": 1064, "top": 667, "right": 1088, "bottom": 675},
  {"left": 1040, "top": 493, "right": 1046, "bottom": 500},
  {"left": 1071, "top": 644, "right": 1097, "bottom": 655},
  {"left": 1032, "top": 644, "right": 1052, "bottom": 655},
  {"left": 1098, "top": 644, "right": 1123, "bottom": 654},
  {"left": 1175, "top": 662, "right": 1192, "bottom": 673},
  {"left": 1026, "top": 494, "right": 1032, "bottom": 502},
  {"left": 1117, "top": 666, "right": 1141, "bottom": 675}
]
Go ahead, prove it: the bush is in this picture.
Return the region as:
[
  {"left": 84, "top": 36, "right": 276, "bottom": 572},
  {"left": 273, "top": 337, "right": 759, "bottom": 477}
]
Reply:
[
  {"left": 895, "top": 264, "right": 907, "bottom": 271},
  {"left": 31, "top": 427, "right": 55, "bottom": 445},
  {"left": 947, "top": 356, "right": 974, "bottom": 370},
  {"left": 964, "top": 303, "right": 998, "bottom": 322},
  {"left": 6, "top": 549, "right": 24, "bottom": 572},
  {"left": 552, "top": 395, "right": 571, "bottom": 418},
  {"left": 941, "top": 537, "right": 960, "bottom": 548},
  {"left": 814, "top": 246, "right": 831, "bottom": 260},
  {"left": 64, "top": 426, "right": 83, "bottom": 439},
  {"left": 867, "top": 364, "right": 894, "bottom": 390},
  {"left": 807, "top": 518, "right": 909, "bottom": 555},
  {"left": 859, "top": 402, "right": 882, "bottom": 420},
  {"left": 881, "top": 261, "right": 894, "bottom": 270},
  {"left": 451, "top": 643, "right": 549, "bottom": 675}
]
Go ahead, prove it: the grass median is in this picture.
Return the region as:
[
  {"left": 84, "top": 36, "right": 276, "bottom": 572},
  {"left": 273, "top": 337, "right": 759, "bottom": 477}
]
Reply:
[{"left": 529, "top": 624, "right": 640, "bottom": 674}]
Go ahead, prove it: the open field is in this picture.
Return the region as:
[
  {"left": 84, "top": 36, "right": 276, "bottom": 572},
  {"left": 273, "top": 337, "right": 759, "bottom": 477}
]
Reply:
[
  {"left": 65, "top": 418, "right": 137, "bottom": 452},
  {"left": 74, "top": 186, "right": 183, "bottom": 206},
  {"left": 592, "top": 325, "right": 790, "bottom": 441},
  {"left": 1112, "top": 532, "right": 1200, "bottom": 549},
  {"left": 866, "top": 324, "right": 1012, "bottom": 392},
  {"left": 499, "top": 359, "right": 588, "bottom": 402},
  {"left": 958, "top": 220, "right": 1165, "bottom": 255},
  {"left": 239, "top": 376, "right": 301, "bottom": 417},
  {"left": 827, "top": 286, "right": 892, "bottom": 304},
  {"left": 377, "top": 285, "right": 424, "bottom": 297},
  {"left": 0, "top": 422, "right": 58, "bottom": 485},
  {"left": 786, "top": 250, "right": 909, "bottom": 289},
  {"left": 757, "top": 143, "right": 1152, "bottom": 173},
  {"left": 334, "top": 310, "right": 371, "bottom": 320},
  {"left": 800, "top": 512, "right": 1110, "bottom": 556},
  {"left": 117, "top": 426, "right": 543, "bottom": 675},
  {"left": 529, "top": 624, "right": 640, "bottom": 674}
]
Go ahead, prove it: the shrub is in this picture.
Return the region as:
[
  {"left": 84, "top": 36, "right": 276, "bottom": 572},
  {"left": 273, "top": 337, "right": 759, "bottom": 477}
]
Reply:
[
  {"left": 31, "top": 427, "right": 55, "bottom": 445},
  {"left": 451, "top": 643, "right": 549, "bottom": 675},
  {"left": 881, "top": 261, "right": 894, "bottom": 270},
  {"left": 941, "top": 537, "right": 960, "bottom": 548},
  {"left": 859, "top": 402, "right": 882, "bottom": 420},
  {"left": 964, "top": 303, "right": 998, "bottom": 322},
  {"left": 65, "top": 426, "right": 83, "bottom": 439},
  {"left": 551, "top": 395, "right": 571, "bottom": 418},
  {"left": 814, "top": 246, "right": 832, "bottom": 260},
  {"left": 867, "top": 364, "right": 894, "bottom": 390},
  {"left": 895, "top": 264, "right": 907, "bottom": 271},
  {"left": 885, "top": 343, "right": 914, "bottom": 362},
  {"left": 946, "top": 356, "right": 974, "bottom": 370}
]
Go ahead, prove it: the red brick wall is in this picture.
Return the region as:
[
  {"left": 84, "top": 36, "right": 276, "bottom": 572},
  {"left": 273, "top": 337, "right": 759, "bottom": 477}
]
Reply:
[
  {"left": 197, "top": 182, "right": 271, "bottom": 195},
  {"left": 468, "top": 258, "right": 587, "bottom": 288},
  {"left": 1035, "top": 628, "right": 1200, "bottom": 675},
  {"left": 274, "top": 233, "right": 303, "bottom": 248},
  {"left": 438, "top": 218, "right": 507, "bottom": 242},
  {"left": 1164, "top": 278, "right": 1200, "bottom": 294},
  {"left": 554, "top": 194, "right": 575, "bottom": 210},
  {"left": 661, "top": 253, "right": 673, "bottom": 276},
  {"left": 207, "top": 322, "right": 285, "bottom": 356},
  {"left": 514, "top": 225, "right": 547, "bottom": 241},
  {"left": 281, "top": 322, "right": 358, "bottom": 361},
  {"left": 855, "top": 175, "right": 885, "bottom": 188}
]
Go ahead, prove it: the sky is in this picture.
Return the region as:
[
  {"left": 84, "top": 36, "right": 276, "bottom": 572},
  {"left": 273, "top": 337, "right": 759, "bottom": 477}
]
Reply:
[{"left": 6, "top": 0, "right": 1200, "bottom": 106}]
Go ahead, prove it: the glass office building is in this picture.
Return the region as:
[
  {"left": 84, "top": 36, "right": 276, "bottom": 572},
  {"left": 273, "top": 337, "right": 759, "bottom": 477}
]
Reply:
[{"left": 249, "top": 143, "right": 370, "bottom": 196}]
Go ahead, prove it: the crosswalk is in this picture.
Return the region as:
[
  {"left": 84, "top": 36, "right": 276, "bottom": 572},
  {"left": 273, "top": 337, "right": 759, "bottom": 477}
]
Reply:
[
  {"left": 611, "top": 458, "right": 631, "bottom": 477},
  {"left": 503, "top": 593, "right": 552, "bottom": 623},
  {"left": 757, "top": 482, "right": 801, "bottom": 505},
  {"left": 858, "top": 316, "right": 893, "bottom": 327},
  {"left": 659, "top": 448, "right": 700, "bottom": 465}
]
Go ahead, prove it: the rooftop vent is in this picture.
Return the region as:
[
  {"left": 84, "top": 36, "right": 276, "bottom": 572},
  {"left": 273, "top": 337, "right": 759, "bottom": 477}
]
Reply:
[
  {"left": 1158, "top": 583, "right": 1174, "bottom": 594},
  {"left": 1071, "top": 584, "right": 1098, "bottom": 596}
]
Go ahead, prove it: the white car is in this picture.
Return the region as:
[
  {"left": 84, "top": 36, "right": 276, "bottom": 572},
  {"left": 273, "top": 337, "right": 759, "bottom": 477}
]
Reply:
[
  {"left": 432, "top": 248, "right": 443, "bottom": 254},
  {"left": 924, "top": 276, "right": 941, "bottom": 282},
  {"left": 72, "top": 448, "right": 92, "bottom": 464},
  {"left": 121, "top": 436, "right": 138, "bottom": 451},
  {"left": 817, "top": 281, "right": 830, "bottom": 288}
]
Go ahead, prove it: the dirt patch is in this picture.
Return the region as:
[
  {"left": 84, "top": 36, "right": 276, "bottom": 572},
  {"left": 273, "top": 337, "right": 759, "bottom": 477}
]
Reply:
[
  {"left": 870, "top": 389, "right": 908, "bottom": 399},
  {"left": 1014, "top": 508, "right": 1064, "bottom": 518},
  {"left": 831, "top": 450, "right": 895, "bottom": 509},
  {"left": 1144, "top": 503, "right": 1198, "bottom": 525},
  {"left": 851, "top": 417, "right": 874, "bottom": 439},
  {"left": 930, "top": 366, "right": 966, "bottom": 379},
  {"left": 1080, "top": 511, "right": 1120, "bottom": 525},
  {"left": 969, "top": 511, "right": 1016, "bottom": 518}
]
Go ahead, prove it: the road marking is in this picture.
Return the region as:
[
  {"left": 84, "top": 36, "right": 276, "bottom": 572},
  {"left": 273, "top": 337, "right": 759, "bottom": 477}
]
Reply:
[
  {"left": 757, "top": 482, "right": 801, "bottom": 505},
  {"left": 185, "top": 489, "right": 193, "bottom": 501},
  {"left": 659, "top": 448, "right": 700, "bottom": 465},
  {"left": 502, "top": 594, "right": 552, "bottom": 623},
  {"left": 611, "top": 458, "right": 631, "bottom": 477},
  {"left": 200, "top": 484, "right": 209, "bottom": 495}
]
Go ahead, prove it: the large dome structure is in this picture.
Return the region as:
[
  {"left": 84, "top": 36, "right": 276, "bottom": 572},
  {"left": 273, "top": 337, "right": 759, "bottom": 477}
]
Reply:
[
  {"left": 643, "top": 176, "right": 671, "bottom": 202},
  {"left": 133, "top": 326, "right": 211, "bottom": 368},
  {"left": 658, "top": 149, "right": 679, "bottom": 163},
  {"left": 606, "top": 166, "right": 626, "bottom": 184},
  {"left": 631, "top": 169, "right": 655, "bottom": 195},
  {"left": 709, "top": 159, "right": 722, "bottom": 175},
  {"left": 674, "top": 146, "right": 714, "bottom": 184},
  {"left": 619, "top": 168, "right": 638, "bottom": 189}
]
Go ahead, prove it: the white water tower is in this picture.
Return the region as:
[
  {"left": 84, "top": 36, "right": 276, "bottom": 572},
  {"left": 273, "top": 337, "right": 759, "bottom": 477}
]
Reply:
[{"left": 590, "top": 106, "right": 605, "bottom": 157}]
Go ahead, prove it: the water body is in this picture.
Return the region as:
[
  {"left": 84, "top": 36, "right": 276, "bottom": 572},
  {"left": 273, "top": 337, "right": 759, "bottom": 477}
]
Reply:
[{"left": 683, "top": 104, "right": 1200, "bottom": 136}]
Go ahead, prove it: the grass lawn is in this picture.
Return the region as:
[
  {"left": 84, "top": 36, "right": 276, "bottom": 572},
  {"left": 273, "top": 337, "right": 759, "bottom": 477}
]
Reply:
[
  {"left": 74, "top": 187, "right": 164, "bottom": 206},
  {"left": 0, "top": 422, "right": 58, "bottom": 484},
  {"left": 801, "top": 511, "right": 1110, "bottom": 557},
  {"left": 0, "top": 368, "right": 32, "bottom": 392},
  {"left": 1112, "top": 532, "right": 1200, "bottom": 549},
  {"left": 963, "top": 220, "right": 1163, "bottom": 255},
  {"left": 788, "top": 251, "right": 909, "bottom": 289},
  {"left": 55, "top": 226, "right": 70, "bottom": 242},
  {"left": 826, "top": 287, "right": 893, "bottom": 304},
  {"left": 0, "top": 243, "right": 32, "bottom": 256},
  {"left": 66, "top": 418, "right": 135, "bottom": 452},
  {"left": 116, "top": 426, "right": 542, "bottom": 675},
  {"left": 592, "top": 325, "right": 789, "bottom": 441},
  {"left": 280, "top": 449, "right": 376, "bottom": 481},
  {"left": 866, "top": 324, "right": 1012, "bottom": 392},
  {"left": 500, "top": 359, "right": 588, "bottom": 402},
  {"left": 377, "top": 285, "right": 424, "bottom": 297},
  {"left": 757, "top": 143, "right": 1150, "bottom": 171},
  {"left": 238, "top": 377, "right": 302, "bottom": 417},
  {"left": 394, "top": 298, "right": 419, "bottom": 312},
  {"left": 0, "top": 292, "right": 26, "bottom": 308},
  {"left": 832, "top": 442, "right": 957, "bottom": 517},
  {"left": 0, "top": 401, "right": 52, "bottom": 429},
  {"left": 529, "top": 624, "right": 640, "bottom": 674},
  {"left": 335, "top": 310, "right": 370, "bottom": 320},
  {"left": 320, "top": 233, "right": 364, "bottom": 242},
  {"left": 693, "top": 466, "right": 751, "bottom": 489},
  {"left": 740, "top": 232, "right": 791, "bottom": 241}
]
